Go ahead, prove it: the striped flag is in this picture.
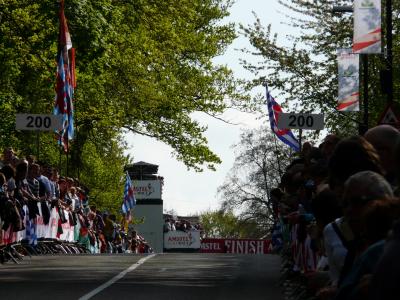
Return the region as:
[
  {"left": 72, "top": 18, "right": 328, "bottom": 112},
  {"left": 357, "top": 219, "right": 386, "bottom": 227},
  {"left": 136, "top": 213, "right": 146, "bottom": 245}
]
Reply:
[
  {"left": 266, "top": 86, "right": 300, "bottom": 152},
  {"left": 54, "top": 0, "right": 75, "bottom": 151},
  {"left": 122, "top": 172, "right": 136, "bottom": 220}
]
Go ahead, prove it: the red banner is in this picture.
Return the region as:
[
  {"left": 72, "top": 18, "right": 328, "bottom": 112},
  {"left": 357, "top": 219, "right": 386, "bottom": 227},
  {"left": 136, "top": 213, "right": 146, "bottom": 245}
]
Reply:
[{"left": 200, "top": 238, "right": 271, "bottom": 254}]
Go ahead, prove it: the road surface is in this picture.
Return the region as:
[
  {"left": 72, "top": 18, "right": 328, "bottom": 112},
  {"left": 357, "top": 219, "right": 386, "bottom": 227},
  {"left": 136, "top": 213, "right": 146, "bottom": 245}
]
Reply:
[{"left": 0, "top": 253, "right": 283, "bottom": 300}]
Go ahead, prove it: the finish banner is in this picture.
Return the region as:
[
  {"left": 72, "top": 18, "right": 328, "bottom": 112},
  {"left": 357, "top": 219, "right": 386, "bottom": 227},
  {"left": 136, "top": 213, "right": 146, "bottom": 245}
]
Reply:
[
  {"left": 200, "top": 238, "right": 271, "bottom": 254},
  {"left": 353, "top": 0, "right": 381, "bottom": 53},
  {"left": 337, "top": 49, "right": 360, "bottom": 112}
]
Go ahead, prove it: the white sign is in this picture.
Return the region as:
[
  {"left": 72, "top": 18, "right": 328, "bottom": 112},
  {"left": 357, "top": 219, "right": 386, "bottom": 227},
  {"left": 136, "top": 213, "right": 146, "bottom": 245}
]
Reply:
[
  {"left": 337, "top": 49, "right": 360, "bottom": 112},
  {"left": 134, "top": 180, "right": 162, "bottom": 199},
  {"left": 16, "top": 114, "right": 63, "bottom": 131},
  {"left": 277, "top": 113, "right": 324, "bottom": 130},
  {"left": 353, "top": 0, "right": 381, "bottom": 54},
  {"left": 164, "top": 230, "right": 201, "bottom": 249}
]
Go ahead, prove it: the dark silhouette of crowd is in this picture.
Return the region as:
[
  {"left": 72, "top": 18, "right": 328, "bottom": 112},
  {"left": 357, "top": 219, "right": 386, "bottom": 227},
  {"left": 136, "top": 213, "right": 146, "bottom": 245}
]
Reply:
[{"left": 272, "top": 125, "right": 400, "bottom": 300}]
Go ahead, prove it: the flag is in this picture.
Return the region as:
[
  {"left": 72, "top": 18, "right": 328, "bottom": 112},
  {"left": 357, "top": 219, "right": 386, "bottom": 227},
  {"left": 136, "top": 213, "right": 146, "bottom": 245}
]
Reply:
[
  {"left": 122, "top": 172, "right": 136, "bottom": 220},
  {"left": 353, "top": 0, "right": 381, "bottom": 54},
  {"left": 337, "top": 49, "right": 360, "bottom": 111},
  {"left": 24, "top": 206, "right": 37, "bottom": 246},
  {"left": 54, "top": 0, "right": 75, "bottom": 151},
  {"left": 265, "top": 86, "right": 300, "bottom": 152}
]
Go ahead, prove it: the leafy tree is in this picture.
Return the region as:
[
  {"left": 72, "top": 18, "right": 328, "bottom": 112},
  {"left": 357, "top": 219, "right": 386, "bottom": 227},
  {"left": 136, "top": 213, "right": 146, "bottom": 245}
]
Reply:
[
  {"left": 240, "top": 0, "right": 400, "bottom": 135},
  {"left": 0, "top": 0, "right": 249, "bottom": 172},
  {"left": 218, "top": 126, "right": 292, "bottom": 234},
  {"left": 200, "top": 209, "right": 263, "bottom": 238},
  {"left": 0, "top": 0, "right": 251, "bottom": 211}
]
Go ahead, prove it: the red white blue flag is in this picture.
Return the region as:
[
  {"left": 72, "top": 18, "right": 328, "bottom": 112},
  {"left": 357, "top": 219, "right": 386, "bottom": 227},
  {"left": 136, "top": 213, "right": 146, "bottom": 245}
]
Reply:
[
  {"left": 122, "top": 172, "right": 136, "bottom": 220},
  {"left": 54, "top": 0, "right": 75, "bottom": 151},
  {"left": 266, "top": 86, "right": 300, "bottom": 152}
]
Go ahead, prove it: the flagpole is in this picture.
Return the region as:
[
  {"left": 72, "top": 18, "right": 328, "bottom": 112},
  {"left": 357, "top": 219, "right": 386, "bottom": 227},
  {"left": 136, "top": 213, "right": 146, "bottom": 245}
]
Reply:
[
  {"left": 59, "top": 139, "right": 62, "bottom": 175},
  {"left": 272, "top": 133, "right": 283, "bottom": 177},
  {"left": 298, "top": 129, "right": 303, "bottom": 153},
  {"left": 361, "top": 55, "right": 369, "bottom": 135},
  {"left": 36, "top": 130, "right": 40, "bottom": 161},
  {"left": 66, "top": 137, "right": 69, "bottom": 176},
  {"left": 386, "top": 0, "right": 393, "bottom": 105}
]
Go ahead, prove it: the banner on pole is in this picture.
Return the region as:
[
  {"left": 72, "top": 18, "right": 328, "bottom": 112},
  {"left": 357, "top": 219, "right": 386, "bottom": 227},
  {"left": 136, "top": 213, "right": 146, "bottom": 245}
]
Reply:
[
  {"left": 353, "top": 0, "right": 381, "bottom": 54},
  {"left": 337, "top": 49, "right": 360, "bottom": 112}
]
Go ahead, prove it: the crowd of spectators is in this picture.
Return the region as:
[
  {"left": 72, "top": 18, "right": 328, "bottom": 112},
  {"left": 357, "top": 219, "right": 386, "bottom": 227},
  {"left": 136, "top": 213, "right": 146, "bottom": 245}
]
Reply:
[
  {"left": 0, "top": 147, "right": 152, "bottom": 255},
  {"left": 271, "top": 124, "right": 400, "bottom": 300},
  {"left": 163, "top": 217, "right": 203, "bottom": 233}
]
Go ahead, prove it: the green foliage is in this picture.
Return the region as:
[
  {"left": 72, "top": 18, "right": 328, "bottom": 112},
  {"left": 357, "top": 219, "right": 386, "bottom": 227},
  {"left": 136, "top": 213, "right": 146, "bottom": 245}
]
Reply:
[
  {"left": 241, "top": 0, "right": 400, "bottom": 135},
  {"left": 78, "top": 133, "right": 129, "bottom": 215},
  {"left": 0, "top": 0, "right": 250, "bottom": 212},
  {"left": 200, "top": 209, "right": 263, "bottom": 239}
]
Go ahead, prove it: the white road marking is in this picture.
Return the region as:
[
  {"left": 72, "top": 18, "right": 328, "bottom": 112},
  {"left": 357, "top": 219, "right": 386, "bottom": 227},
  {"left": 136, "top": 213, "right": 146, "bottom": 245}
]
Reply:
[{"left": 78, "top": 254, "right": 156, "bottom": 300}]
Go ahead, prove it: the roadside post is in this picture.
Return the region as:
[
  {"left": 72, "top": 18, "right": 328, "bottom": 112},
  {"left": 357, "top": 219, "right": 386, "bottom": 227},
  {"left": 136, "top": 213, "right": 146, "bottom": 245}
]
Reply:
[
  {"left": 16, "top": 114, "right": 63, "bottom": 161},
  {"left": 277, "top": 112, "right": 325, "bottom": 151}
]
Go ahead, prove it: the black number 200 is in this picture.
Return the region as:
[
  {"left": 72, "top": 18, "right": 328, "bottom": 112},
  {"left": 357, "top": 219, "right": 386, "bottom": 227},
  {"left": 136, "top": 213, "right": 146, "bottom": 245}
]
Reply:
[
  {"left": 26, "top": 116, "right": 51, "bottom": 128},
  {"left": 288, "top": 115, "right": 314, "bottom": 128}
]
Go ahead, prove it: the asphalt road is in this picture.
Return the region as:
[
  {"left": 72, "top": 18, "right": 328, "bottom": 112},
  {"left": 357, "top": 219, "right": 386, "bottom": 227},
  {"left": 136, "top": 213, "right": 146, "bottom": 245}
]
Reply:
[{"left": 0, "top": 253, "right": 283, "bottom": 300}]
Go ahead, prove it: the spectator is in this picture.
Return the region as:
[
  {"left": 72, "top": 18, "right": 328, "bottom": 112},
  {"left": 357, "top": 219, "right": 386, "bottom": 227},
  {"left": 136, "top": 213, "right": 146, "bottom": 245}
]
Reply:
[
  {"left": 27, "top": 163, "right": 40, "bottom": 198},
  {"left": 364, "top": 125, "right": 400, "bottom": 186},
  {"left": 324, "top": 171, "right": 393, "bottom": 288},
  {"left": 0, "top": 147, "right": 18, "bottom": 168},
  {"left": 44, "top": 166, "right": 56, "bottom": 199},
  {"left": 26, "top": 154, "right": 36, "bottom": 166},
  {"left": 328, "top": 136, "right": 383, "bottom": 198},
  {"left": 1, "top": 164, "right": 16, "bottom": 198},
  {"left": 312, "top": 188, "right": 342, "bottom": 237},
  {"left": 51, "top": 168, "right": 60, "bottom": 199},
  {"left": 368, "top": 220, "right": 400, "bottom": 300},
  {"left": 164, "top": 218, "right": 171, "bottom": 232},
  {"left": 103, "top": 213, "right": 115, "bottom": 244},
  {"left": 335, "top": 198, "right": 400, "bottom": 300},
  {"left": 59, "top": 177, "right": 69, "bottom": 206},
  {"left": 69, "top": 187, "right": 81, "bottom": 211},
  {"left": 320, "top": 134, "right": 341, "bottom": 161},
  {"left": 129, "top": 230, "right": 139, "bottom": 253},
  {"left": 170, "top": 219, "right": 176, "bottom": 231},
  {"left": 15, "top": 160, "right": 37, "bottom": 204},
  {"left": 393, "top": 139, "right": 400, "bottom": 196},
  {"left": 36, "top": 163, "right": 52, "bottom": 200}
]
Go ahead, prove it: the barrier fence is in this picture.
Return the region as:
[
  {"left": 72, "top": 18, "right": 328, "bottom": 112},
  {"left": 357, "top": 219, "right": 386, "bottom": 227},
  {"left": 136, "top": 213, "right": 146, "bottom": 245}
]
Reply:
[{"left": 0, "top": 201, "right": 100, "bottom": 262}]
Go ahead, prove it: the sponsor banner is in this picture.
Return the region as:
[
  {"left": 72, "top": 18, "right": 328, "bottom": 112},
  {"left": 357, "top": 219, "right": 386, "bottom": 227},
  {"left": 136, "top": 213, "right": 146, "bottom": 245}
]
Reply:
[
  {"left": 337, "top": 49, "right": 360, "bottom": 112},
  {"left": 353, "top": 0, "right": 381, "bottom": 54},
  {"left": 1, "top": 204, "right": 76, "bottom": 245},
  {"left": 59, "top": 210, "right": 75, "bottom": 242},
  {"left": 200, "top": 238, "right": 272, "bottom": 254},
  {"left": 133, "top": 180, "right": 162, "bottom": 199},
  {"left": 164, "top": 230, "right": 201, "bottom": 249}
]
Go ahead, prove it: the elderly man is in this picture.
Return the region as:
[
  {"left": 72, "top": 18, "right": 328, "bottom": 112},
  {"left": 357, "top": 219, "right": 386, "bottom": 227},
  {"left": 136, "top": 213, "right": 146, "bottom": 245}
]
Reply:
[{"left": 364, "top": 125, "right": 400, "bottom": 186}]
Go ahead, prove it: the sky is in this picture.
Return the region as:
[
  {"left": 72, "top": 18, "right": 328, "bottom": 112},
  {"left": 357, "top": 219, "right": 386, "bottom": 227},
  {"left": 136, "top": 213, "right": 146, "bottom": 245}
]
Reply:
[{"left": 124, "top": 0, "right": 292, "bottom": 216}]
